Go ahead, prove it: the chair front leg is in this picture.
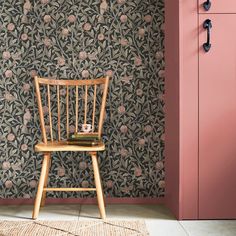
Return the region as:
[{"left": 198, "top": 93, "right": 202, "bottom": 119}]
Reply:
[
  {"left": 41, "top": 153, "right": 51, "bottom": 207},
  {"left": 91, "top": 152, "right": 106, "bottom": 219},
  {"left": 32, "top": 153, "right": 50, "bottom": 220}
]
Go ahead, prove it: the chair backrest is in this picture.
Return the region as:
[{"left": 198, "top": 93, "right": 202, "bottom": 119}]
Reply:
[{"left": 34, "top": 76, "right": 109, "bottom": 144}]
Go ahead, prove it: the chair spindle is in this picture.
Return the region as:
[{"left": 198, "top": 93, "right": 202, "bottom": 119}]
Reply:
[
  {"left": 92, "top": 84, "right": 97, "bottom": 131},
  {"left": 84, "top": 85, "right": 88, "bottom": 125},
  {"left": 66, "top": 85, "right": 69, "bottom": 139},
  {"left": 57, "top": 85, "right": 61, "bottom": 141},
  {"left": 75, "top": 85, "right": 78, "bottom": 133},
  {"left": 47, "top": 84, "right": 53, "bottom": 141}
]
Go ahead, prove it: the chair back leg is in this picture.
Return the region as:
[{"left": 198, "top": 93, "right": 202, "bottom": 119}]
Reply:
[
  {"left": 32, "top": 153, "right": 50, "bottom": 219},
  {"left": 91, "top": 152, "right": 106, "bottom": 219}
]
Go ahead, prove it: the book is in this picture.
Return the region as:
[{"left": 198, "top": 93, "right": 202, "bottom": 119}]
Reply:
[{"left": 67, "top": 133, "right": 100, "bottom": 146}]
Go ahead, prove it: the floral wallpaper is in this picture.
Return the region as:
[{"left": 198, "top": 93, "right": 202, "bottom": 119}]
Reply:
[{"left": 0, "top": 0, "right": 165, "bottom": 199}]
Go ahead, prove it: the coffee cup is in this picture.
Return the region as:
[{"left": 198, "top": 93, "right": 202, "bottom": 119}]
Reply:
[{"left": 81, "top": 124, "right": 93, "bottom": 133}]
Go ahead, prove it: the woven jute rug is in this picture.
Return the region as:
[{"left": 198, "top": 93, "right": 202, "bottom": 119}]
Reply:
[{"left": 0, "top": 220, "right": 149, "bottom": 236}]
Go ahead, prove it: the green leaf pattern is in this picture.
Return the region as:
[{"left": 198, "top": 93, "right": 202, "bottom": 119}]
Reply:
[{"left": 0, "top": 0, "right": 165, "bottom": 198}]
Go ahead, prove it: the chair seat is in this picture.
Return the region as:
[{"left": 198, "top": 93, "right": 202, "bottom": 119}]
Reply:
[{"left": 35, "top": 141, "right": 105, "bottom": 152}]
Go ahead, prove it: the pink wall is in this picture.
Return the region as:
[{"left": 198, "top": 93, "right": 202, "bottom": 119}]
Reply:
[
  {"left": 165, "top": 0, "right": 180, "bottom": 219},
  {"left": 165, "top": 0, "right": 199, "bottom": 219}
]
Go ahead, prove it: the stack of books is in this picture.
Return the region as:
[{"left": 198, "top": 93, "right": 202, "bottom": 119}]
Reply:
[{"left": 67, "top": 133, "right": 100, "bottom": 146}]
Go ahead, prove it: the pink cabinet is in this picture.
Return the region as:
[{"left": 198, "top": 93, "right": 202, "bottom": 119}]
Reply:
[
  {"left": 166, "top": 0, "right": 236, "bottom": 220},
  {"left": 199, "top": 14, "right": 236, "bottom": 219}
]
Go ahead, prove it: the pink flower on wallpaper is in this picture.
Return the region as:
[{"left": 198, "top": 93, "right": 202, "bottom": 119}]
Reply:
[
  {"left": 44, "top": 37, "right": 51, "bottom": 47},
  {"left": 156, "top": 161, "right": 164, "bottom": 171},
  {"left": 21, "top": 33, "right": 28, "bottom": 41},
  {"left": 120, "top": 148, "right": 128, "bottom": 157},
  {"left": 7, "top": 23, "right": 15, "bottom": 31},
  {"left": 118, "top": 105, "right": 125, "bottom": 114},
  {"left": 60, "top": 88, "right": 66, "bottom": 96},
  {"left": 57, "top": 167, "right": 65, "bottom": 176},
  {"left": 120, "top": 125, "right": 128, "bottom": 133},
  {"left": 98, "top": 33, "right": 105, "bottom": 41},
  {"left": 82, "top": 70, "right": 89, "bottom": 78},
  {"left": 5, "top": 70, "right": 13, "bottom": 78},
  {"left": 29, "top": 180, "right": 37, "bottom": 188},
  {"left": 45, "top": 125, "right": 50, "bottom": 133},
  {"left": 83, "top": 23, "right": 91, "bottom": 31},
  {"left": 23, "top": 1, "right": 31, "bottom": 11},
  {"left": 21, "top": 15, "right": 28, "bottom": 24},
  {"left": 144, "top": 125, "right": 153, "bottom": 133},
  {"left": 5, "top": 180, "right": 13, "bottom": 189},
  {"left": 30, "top": 70, "right": 37, "bottom": 78},
  {"left": 57, "top": 57, "right": 65, "bottom": 66},
  {"left": 42, "top": 106, "right": 48, "bottom": 114},
  {"left": 117, "top": 0, "right": 125, "bottom": 4},
  {"left": 69, "top": 125, "right": 75, "bottom": 133},
  {"left": 106, "top": 70, "right": 113, "bottom": 77},
  {"left": 44, "top": 15, "right": 52, "bottom": 23},
  {"left": 120, "top": 15, "right": 127, "bottom": 23},
  {"left": 2, "top": 161, "right": 11, "bottom": 170},
  {"left": 138, "top": 138, "right": 145, "bottom": 146},
  {"left": 136, "top": 89, "right": 143, "bottom": 96},
  {"left": 23, "top": 194, "right": 30, "bottom": 198},
  {"left": 79, "top": 51, "right": 87, "bottom": 60},
  {"left": 79, "top": 161, "right": 88, "bottom": 170},
  {"left": 121, "top": 75, "right": 133, "bottom": 84},
  {"left": 21, "top": 144, "right": 28, "bottom": 151},
  {"left": 138, "top": 28, "right": 145, "bottom": 37},
  {"left": 4, "top": 92, "right": 14, "bottom": 101},
  {"left": 144, "top": 15, "right": 152, "bottom": 23},
  {"left": 82, "top": 180, "right": 89, "bottom": 188},
  {"left": 100, "top": 0, "right": 108, "bottom": 15},
  {"left": 134, "top": 56, "right": 142, "bottom": 66},
  {"left": 134, "top": 167, "right": 142, "bottom": 177},
  {"left": 158, "top": 70, "right": 165, "bottom": 78},
  {"left": 155, "top": 51, "right": 163, "bottom": 61},
  {"left": 106, "top": 180, "right": 113, "bottom": 188},
  {"left": 61, "top": 28, "right": 69, "bottom": 37},
  {"left": 68, "top": 15, "right": 76, "bottom": 23},
  {"left": 120, "top": 38, "right": 128, "bottom": 46},
  {"left": 24, "top": 109, "right": 31, "bottom": 121},
  {"left": 23, "top": 83, "right": 30, "bottom": 92},
  {"left": 158, "top": 180, "right": 165, "bottom": 188},
  {"left": 3, "top": 51, "right": 11, "bottom": 60},
  {"left": 41, "top": 0, "right": 49, "bottom": 4}
]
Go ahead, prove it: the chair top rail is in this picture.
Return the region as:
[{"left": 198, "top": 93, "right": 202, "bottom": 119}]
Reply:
[{"left": 35, "top": 76, "right": 108, "bottom": 86}]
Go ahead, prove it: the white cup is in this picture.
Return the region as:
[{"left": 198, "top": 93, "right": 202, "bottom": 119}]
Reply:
[{"left": 81, "top": 124, "right": 93, "bottom": 133}]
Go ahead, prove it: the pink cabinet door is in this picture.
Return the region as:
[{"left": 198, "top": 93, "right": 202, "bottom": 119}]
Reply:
[
  {"left": 199, "top": 1, "right": 236, "bottom": 13},
  {"left": 199, "top": 14, "right": 236, "bottom": 219}
]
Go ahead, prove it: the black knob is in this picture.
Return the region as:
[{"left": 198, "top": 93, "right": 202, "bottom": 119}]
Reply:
[{"left": 203, "top": 0, "right": 211, "bottom": 11}]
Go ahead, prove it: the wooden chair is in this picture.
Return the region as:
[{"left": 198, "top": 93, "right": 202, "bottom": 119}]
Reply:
[{"left": 32, "top": 76, "right": 109, "bottom": 220}]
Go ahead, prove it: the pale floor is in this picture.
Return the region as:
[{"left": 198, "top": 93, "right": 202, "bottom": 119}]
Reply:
[{"left": 0, "top": 204, "right": 236, "bottom": 236}]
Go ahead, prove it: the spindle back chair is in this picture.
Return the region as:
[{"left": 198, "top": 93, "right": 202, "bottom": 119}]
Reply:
[{"left": 32, "top": 76, "right": 109, "bottom": 220}]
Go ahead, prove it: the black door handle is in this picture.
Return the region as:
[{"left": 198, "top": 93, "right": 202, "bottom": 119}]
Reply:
[
  {"left": 203, "top": 19, "right": 212, "bottom": 52},
  {"left": 203, "top": 0, "right": 211, "bottom": 11}
]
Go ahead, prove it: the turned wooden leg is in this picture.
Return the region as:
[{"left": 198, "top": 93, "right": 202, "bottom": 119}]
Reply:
[
  {"left": 40, "top": 153, "right": 51, "bottom": 207},
  {"left": 32, "top": 153, "right": 50, "bottom": 220},
  {"left": 91, "top": 152, "right": 106, "bottom": 219}
]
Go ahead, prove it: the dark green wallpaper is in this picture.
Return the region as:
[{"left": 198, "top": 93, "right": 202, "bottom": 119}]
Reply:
[{"left": 0, "top": 0, "right": 165, "bottom": 199}]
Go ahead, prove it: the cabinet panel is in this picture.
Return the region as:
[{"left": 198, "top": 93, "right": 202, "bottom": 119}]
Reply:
[
  {"left": 199, "top": 14, "right": 236, "bottom": 219},
  {"left": 199, "top": 0, "right": 236, "bottom": 13}
]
